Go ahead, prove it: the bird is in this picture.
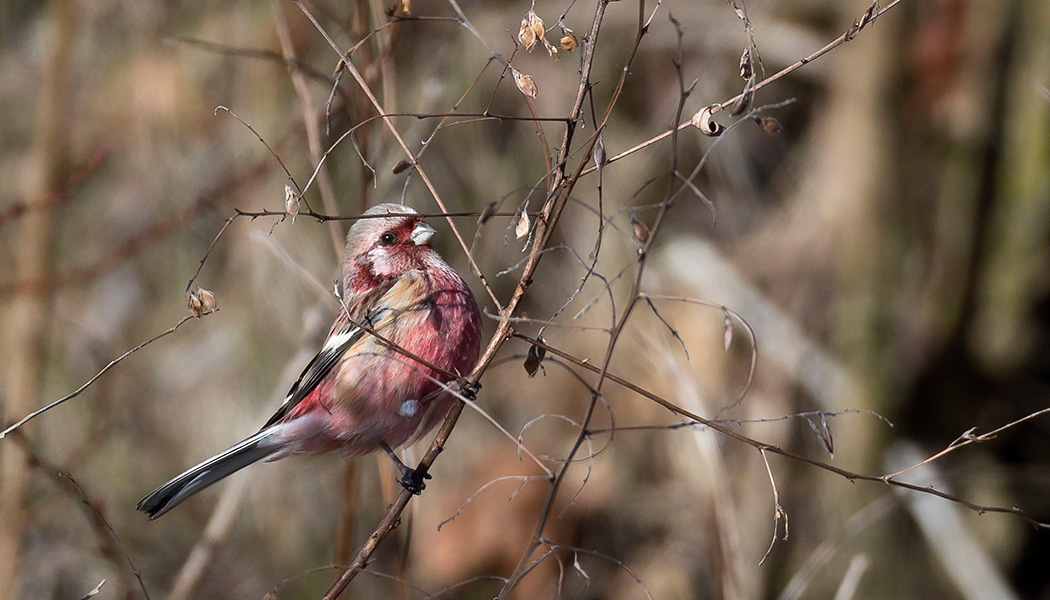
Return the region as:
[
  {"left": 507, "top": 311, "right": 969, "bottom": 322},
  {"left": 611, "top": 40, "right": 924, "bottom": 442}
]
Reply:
[{"left": 137, "top": 203, "right": 482, "bottom": 519}]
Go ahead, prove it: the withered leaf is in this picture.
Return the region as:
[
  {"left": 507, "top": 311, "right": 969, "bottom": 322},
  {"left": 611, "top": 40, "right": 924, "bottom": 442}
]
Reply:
[{"left": 524, "top": 342, "right": 547, "bottom": 377}]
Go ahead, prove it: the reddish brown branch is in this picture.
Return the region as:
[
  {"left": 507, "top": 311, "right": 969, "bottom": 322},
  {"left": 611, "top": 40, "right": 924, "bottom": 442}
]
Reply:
[{"left": 0, "top": 147, "right": 108, "bottom": 228}]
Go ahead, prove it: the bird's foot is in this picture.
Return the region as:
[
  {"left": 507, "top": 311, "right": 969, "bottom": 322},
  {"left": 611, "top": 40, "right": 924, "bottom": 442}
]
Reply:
[
  {"left": 381, "top": 442, "right": 432, "bottom": 495},
  {"left": 459, "top": 380, "right": 481, "bottom": 401},
  {"left": 397, "top": 466, "right": 432, "bottom": 495}
]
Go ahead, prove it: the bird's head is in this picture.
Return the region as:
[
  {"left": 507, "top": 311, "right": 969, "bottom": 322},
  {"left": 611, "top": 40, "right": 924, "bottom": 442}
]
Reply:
[{"left": 342, "top": 203, "right": 440, "bottom": 293}]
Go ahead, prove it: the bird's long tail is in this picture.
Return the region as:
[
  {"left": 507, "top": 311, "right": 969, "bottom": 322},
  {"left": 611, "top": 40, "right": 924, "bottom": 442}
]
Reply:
[{"left": 137, "top": 429, "right": 278, "bottom": 519}]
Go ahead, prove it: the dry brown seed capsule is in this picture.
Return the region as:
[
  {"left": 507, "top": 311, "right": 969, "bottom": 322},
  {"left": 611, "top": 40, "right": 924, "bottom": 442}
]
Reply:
[
  {"left": 198, "top": 288, "right": 217, "bottom": 313},
  {"left": 523, "top": 343, "right": 546, "bottom": 377},
  {"left": 186, "top": 289, "right": 204, "bottom": 316},
  {"left": 594, "top": 133, "right": 606, "bottom": 167},
  {"left": 559, "top": 27, "right": 577, "bottom": 52},
  {"left": 729, "top": 78, "right": 754, "bottom": 116},
  {"left": 391, "top": 159, "right": 412, "bottom": 174},
  {"left": 187, "top": 287, "right": 217, "bottom": 317},
  {"left": 691, "top": 104, "right": 724, "bottom": 136},
  {"left": 528, "top": 11, "right": 546, "bottom": 48},
  {"left": 515, "top": 210, "right": 531, "bottom": 239},
  {"left": 630, "top": 215, "right": 651, "bottom": 245},
  {"left": 518, "top": 10, "right": 544, "bottom": 51},
  {"left": 753, "top": 115, "right": 782, "bottom": 134},
  {"left": 284, "top": 183, "right": 299, "bottom": 221},
  {"left": 512, "top": 68, "right": 538, "bottom": 98},
  {"left": 738, "top": 47, "right": 752, "bottom": 80},
  {"left": 543, "top": 38, "right": 559, "bottom": 59}
]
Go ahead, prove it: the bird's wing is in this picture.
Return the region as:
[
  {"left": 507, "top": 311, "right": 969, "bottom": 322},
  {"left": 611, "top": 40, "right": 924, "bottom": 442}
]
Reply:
[
  {"left": 261, "top": 282, "right": 397, "bottom": 430},
  {"left": 260, "top": 317, "right": 364, "bottom": 429}
]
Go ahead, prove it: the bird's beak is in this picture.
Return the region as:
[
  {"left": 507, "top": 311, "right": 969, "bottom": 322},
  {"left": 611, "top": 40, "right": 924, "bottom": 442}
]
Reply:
[{"left": 411, "top": 221, "right": 436, "bottom": 246}]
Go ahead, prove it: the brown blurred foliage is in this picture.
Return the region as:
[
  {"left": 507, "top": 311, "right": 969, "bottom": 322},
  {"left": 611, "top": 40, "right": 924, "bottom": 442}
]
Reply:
[{"left": 1, "top": 0, "right": 1048, "bottom": 599}]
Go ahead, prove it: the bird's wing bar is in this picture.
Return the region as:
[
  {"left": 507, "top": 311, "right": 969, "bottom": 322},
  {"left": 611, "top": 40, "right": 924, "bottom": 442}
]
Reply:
[
  {"left": 260, "top": 278, "right": 403, "bottom": 430},
  {"left": 260, "top": 319, "right": 365, "bottom": 429}
]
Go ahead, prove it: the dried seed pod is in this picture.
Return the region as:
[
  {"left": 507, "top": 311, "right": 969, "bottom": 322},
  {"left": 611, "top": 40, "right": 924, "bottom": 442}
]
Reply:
[
  {"left": 730, "top": 77, "right": 754, "bottom": 116},
  {"left": 559, "top": 27, "right": 577, "bottom": 52},
  {"left": 512, "top": 68, "right": 538, "bottom": 98},
  {"left": 517, "top": 14, "right": 536, "bottom": 50},
  {"left": 806, "top": 413, "right": 835, "bottom": 458},
  {"left": 518, "top": 10, "right": 545, "bottom": 52},
  {"left": 186, "top": 289, "right": 203, "bottom": 316},
  {"left": 630, "top": 215, "right": 650, "bottom": 245},
  {"left": 593, "top": 133, "right": 607, "bottom": 167},
  {"left": 542, "top": 38, "right": 559, "bottom": 59},
  {"left": 739, "top": 47, "right": 753, "bottom": 80},
  {"left": 752, "top": 115, "right": 782, "bottom": 134},
  {"left": 391, "top": 159, "right": 412, "bottom": 174},
  {"left": 198, "top": 288, "right": 217, "bottom": 313},
  {"left": 284, "top": 183, "right": 299, "bottom": 221},
  {"left": 690, "top": 104, "right": 724, "bottom": 136},
  {"left": 515, "top": 210, "right": 531, "bottom": 239},
  {"left": 187, "top": 287, "right": 217, "bottom": 317}
]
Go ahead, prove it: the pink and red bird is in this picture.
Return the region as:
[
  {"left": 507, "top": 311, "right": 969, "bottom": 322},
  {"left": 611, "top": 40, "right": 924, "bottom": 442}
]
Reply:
[{"left": 138, "top": 204, "right": 482, "bottom": 519}]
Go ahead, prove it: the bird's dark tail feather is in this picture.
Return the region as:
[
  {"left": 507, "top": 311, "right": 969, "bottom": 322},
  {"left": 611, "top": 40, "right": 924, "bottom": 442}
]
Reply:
[{"left": 137, "top": 429, "right": 278, "bottom": 519}]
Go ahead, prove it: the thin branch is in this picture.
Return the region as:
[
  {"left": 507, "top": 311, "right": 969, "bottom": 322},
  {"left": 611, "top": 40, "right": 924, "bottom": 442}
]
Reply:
[
  {"left": 882, "top": 408, "right": 1050, "bottom": 481},
  {"left": 512, "top": 333, "right": 1050, "bottom": 530},
  {"left": 758, "top": 448, "right": 788, "bottom": 566},
  {"left": 165, "top": 36, "right": 337, "bottom": 87},
  {"left": 59, "top": 471, "right": 151, "bottom": 599},
  {"left": 437, "top": 476, "right": 545, "bottom": 531},
  {"left": 273, "top": 0, "right": 345, "bottom": 256},
  {"left": 292, "top": 0, "right": 499, "bottom": 309},
  {"left": 0, "top": 315, "right": 208, "bottom": 439},
  {"left": 574, "top": 1, "right": 906, "bottom": 178},
  {"left": 0, "top": 146, "right": 109, "bottom": 228}
]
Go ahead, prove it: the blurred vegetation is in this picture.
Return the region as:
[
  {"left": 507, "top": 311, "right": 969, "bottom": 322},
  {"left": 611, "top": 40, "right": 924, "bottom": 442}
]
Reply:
[{"left": 1, "top": 0, "right": 1048, "bottom": 599}]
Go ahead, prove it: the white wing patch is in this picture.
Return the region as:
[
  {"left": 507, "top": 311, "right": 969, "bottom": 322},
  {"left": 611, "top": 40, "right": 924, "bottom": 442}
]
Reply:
[
  {"left": 322, "top": 327, "right": 359, "bottom": 354},
  {"left": 263, "top": 321, "right": 364, "bottom": 428}
]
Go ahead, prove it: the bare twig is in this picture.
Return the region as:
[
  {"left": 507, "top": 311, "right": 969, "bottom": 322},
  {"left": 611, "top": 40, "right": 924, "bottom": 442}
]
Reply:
[
  {"left": 574, "top": 1, "right": 907, "bottom": 177},
  {"left": 0, "top": 146, "right": 108, "bottom": 228},
  {"left": 0, "top": 315, "right": 208, "bottom": 439},
  {"left": 273, "top": 0, "right": 345, "bottom": 256},
  {"left": 758, "top": 448, "right": 788, "bottom": 565},
  {"left": 882, "top": 407, "right": 1050, "bottom": 481},
  {"left": 293, "top": 0, "right": 500, "bottom": 309},
  {"left": 59, "top": 471, "right": 151, "bottom": 599},
  {"left": 512, "top": 333, "right": 1050, "bottom": 529}
]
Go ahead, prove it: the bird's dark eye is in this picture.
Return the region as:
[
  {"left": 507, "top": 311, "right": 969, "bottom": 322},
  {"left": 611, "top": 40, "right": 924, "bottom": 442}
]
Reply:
[{"left": 379, "top": 231, "right": 397, "bottom": 246}]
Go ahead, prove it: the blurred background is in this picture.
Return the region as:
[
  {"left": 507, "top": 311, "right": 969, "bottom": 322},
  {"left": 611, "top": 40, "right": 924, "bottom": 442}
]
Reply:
[{"left": 1, "top": 0, "right": 1048, "bottom": 598}]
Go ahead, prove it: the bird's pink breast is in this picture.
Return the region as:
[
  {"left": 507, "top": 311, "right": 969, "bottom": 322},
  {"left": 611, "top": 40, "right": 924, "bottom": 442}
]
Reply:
[{"left": 274, "top": 261, "right": 480, "bottom": 457}]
